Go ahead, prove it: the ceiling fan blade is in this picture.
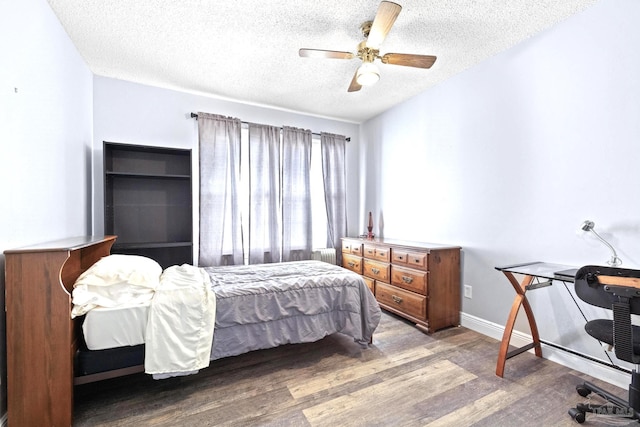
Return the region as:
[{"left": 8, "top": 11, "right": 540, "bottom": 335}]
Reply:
[
  {"left": 366, "top": 1, "right": 402, "bottom": 49},
  {"left": 299, "top": 48, "right": 354, "bottom": 60},
  {"left": 381, "top": 53, "right": 437, "bottom": 69},
  {"left": 348, "top": 70, "right": 362, "bottom": 92}
]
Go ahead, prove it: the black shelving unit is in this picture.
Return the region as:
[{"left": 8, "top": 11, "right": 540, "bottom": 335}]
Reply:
[{"left": 104, "top": 141, "right": 193, "bottom": 268}]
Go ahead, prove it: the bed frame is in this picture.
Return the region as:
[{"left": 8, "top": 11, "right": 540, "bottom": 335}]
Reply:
[
  {"left": 5, "top": 235, "right": 376, "bottom": 426},
  {"left": 5, "top": 235, "right": 119, "bottom": 427}
]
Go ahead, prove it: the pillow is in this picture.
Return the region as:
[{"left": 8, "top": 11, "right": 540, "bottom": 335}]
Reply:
[
  {"left": 74, "top": 254, "right": 162, "bottom": 288},
  {"left": 71, "top": 254, "right": 162, "bottom": 318}
]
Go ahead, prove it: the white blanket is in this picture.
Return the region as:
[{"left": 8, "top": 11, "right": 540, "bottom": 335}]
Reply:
[{"left": 144, "top": 264, "right": 216, "bottom": 378}]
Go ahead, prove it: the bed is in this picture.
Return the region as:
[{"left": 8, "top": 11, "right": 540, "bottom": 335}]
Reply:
[
  {"left": 72, "top": 249, "right": 382, "bottom": 382},
  {"left": 6, "top": 235, "right": 380, "bottom": 426}
]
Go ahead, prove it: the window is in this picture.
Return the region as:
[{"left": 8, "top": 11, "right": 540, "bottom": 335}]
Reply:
[{"left": 239, "top": 128, "right": 327, "bottom": 264}]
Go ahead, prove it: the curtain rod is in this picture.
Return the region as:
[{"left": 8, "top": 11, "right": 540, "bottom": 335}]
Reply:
[{"left": 190, "top": 112, "right": 350, "bottom": 142}]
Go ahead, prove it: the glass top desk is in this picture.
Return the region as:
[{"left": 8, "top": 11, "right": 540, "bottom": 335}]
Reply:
[{"left": 495, "top": 261, "right": 578, "bottom": 377}]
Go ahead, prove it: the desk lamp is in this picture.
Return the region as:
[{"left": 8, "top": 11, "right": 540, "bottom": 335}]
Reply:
[{"left": 580, "top": 220, "right": 622, "bottom": 266}]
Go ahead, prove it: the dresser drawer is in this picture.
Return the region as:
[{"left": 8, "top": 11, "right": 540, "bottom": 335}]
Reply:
[
  {"left": 351, "top": 244, "right": 363, "bottom": 256},
  {"left": 363, "top": 259, "right": 390, "bottom": 282},
  {"left": 392, "top": 249, "right": 409, "bottom": 265},
  {"left": 342, "top": 240, "right": 363, "bottom": 255},
  {"left": 407, "top": 251, "right": 428, "bottom": 270},
  {"left": 376, "top": 282, "right": 426, "bottom": 320},
  {"left": 392, "top": 249, "right": 428, "bottom": 270},
  {"left": 391, "top": 265, "right": 427, "bottom": 294},
  {"left": 363, "top": 244, "right": 390, "bottom": 262},
  {"left": 342, "top": 254, "right": 362, "bottom": 274}
]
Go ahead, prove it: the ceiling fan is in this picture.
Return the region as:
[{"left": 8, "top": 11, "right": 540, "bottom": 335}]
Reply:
[{"left": 299, "top": 1, "right": 437, "bottom": 92}]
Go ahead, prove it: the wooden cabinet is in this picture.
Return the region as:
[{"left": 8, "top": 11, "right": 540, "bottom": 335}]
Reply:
[
  {"left": 341, "top": 237, "right": 461, "bottom": 333},
  {"left": 4, "top": 236, "right": 116, "bottom": 427},
  {"left": 104, "top": 142, "right": 193, "bottom": 268}
]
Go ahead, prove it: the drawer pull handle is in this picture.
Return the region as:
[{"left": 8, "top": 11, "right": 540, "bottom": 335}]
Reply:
[
  {"left": 348, "top": 262, "right": 355, "bottom": 268},
  {"left": 392, "top": 295, "right": 403, "bottom": 304},
  {"left": 414, "top": 259, "right": 420, "bottom": 263},
  {"left": 371, "top": 268, "right": 380, "bottom": 274},
  {"left": 402, "top": 276, "right": 413, "bottom": 284},
  {"left": 398, "top": 256, "right": 404, "bottom": 260}
]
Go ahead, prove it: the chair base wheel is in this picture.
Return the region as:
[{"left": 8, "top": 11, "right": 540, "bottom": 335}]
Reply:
[
  {"left": 568, "top": 408, "right": 585, "bottom": 424},
  {"left": 576, "top": 384, "right": 591, "bottom": 398}
]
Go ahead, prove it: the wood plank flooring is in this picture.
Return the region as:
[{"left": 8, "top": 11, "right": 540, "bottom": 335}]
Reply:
[{"left": 74, "top": 312, "right": 632, "bottom": 426}]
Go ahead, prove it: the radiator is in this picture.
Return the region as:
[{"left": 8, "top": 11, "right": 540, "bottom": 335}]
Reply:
[{"left": 311, "top": 248, "right": 337, "bottom": 265}]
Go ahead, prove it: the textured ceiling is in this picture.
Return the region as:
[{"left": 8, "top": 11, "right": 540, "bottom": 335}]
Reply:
[{"left": 47, "top": 0, "right": 598, "bottom": 123}]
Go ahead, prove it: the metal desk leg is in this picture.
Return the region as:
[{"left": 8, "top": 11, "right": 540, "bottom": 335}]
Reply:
[{"left": 496, "top": 272, "right": 543, "bottom": 377}]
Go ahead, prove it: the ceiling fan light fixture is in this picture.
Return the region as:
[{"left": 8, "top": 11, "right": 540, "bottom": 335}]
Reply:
[
  {"left": 299, "top": 1, "right": 436, "bottom": 93},
  {"left": 356, "top": 62, "right": 380, "bottom": 86}
]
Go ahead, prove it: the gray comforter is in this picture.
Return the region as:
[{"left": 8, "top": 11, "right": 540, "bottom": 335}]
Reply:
[{"left": 204, "top": 260, "right": 381, "bottom": 360}]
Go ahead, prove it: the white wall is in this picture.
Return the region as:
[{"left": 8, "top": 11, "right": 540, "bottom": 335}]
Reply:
[
  {"left": 0, "top": 0, "right": 94, "bottom": 419},
  {"left": 360, "top": 0, "right": 640, "bottom": 383},
  {"left": 92, "top": 77, "right": 361, "bottom": 257}
]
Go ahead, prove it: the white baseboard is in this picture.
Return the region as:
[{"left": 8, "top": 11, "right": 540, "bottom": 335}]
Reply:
[{"left": 460, "top": 312, "right": 630, "bottom": 389}]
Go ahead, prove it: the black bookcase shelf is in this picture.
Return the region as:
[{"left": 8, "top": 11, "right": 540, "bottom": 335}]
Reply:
[
  {"left": 104, "top": 141, "right": 193, "bottom": 268},
  {"left": 106, "top": 172, "right": 191, "bottom": 179}
]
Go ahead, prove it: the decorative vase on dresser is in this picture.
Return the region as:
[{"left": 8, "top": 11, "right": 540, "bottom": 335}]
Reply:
[{"left": 341, "top": 237, "right": 461, "bottom": 333}]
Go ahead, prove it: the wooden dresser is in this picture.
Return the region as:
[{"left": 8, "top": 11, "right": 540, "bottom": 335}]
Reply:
[
  {"left": 4, "top": 236, "right": 116, "bottom": 427},
  {"left": 341, "top": 237, "right": 461, "bottom": 333}
]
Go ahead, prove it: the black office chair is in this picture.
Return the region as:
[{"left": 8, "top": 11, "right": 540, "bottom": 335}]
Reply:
[{"left": 568, "top": 265, "right": 640, "bottom": 424}]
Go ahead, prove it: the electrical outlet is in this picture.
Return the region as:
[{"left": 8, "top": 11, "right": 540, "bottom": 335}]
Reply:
[{"left": 464, "top": 285, "right": 472, "bottom": 299}]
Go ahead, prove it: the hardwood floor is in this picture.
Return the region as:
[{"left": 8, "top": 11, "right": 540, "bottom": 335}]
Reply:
[{"left": 74, "top": 312, "right": 631, "bottom": 426}]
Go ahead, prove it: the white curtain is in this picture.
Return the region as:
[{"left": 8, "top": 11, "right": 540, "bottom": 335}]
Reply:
[
  {"left": 321, "top": 132, "right": 348, "bottom": 266},
  {"left": 248, "top": 123, "right": 281, "bottom": 264},
  {"left": 198, "top": 112, "right": 244, "bottom": 266},
  {"left": 281, "top": 126, "right": 312, "bottom": 261}
]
